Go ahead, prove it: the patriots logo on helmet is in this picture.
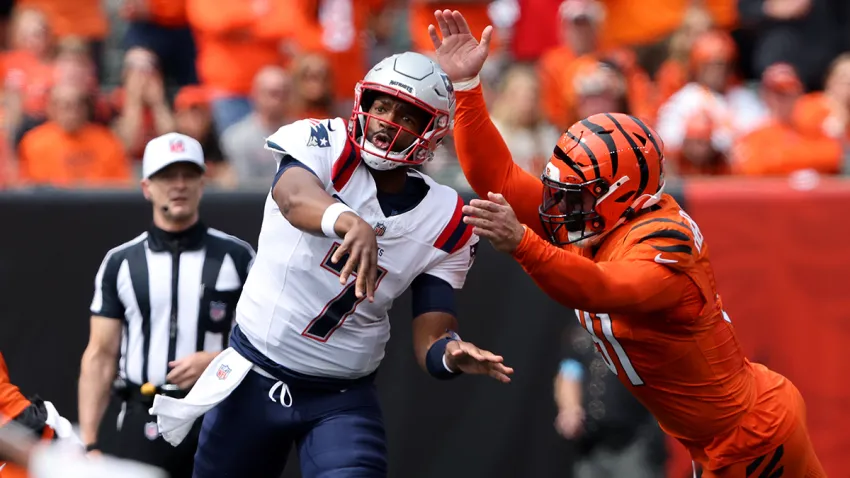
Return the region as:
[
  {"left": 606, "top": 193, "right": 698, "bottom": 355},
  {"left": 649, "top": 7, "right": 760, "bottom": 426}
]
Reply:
[{"left": 306, "top": 120, "right": 331, "bottom": 148}]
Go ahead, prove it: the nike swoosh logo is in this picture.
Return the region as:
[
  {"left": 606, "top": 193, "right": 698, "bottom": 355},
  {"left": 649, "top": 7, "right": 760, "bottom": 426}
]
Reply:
[
  {"left": 1, "top": 462, "right": 6, "bottom": 471},
  {"left": 654, "top": 253, "right": 678, "bottom": 264}
]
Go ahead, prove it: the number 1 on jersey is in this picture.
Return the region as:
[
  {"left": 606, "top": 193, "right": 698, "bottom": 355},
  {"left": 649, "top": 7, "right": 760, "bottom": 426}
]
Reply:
[
  {"left": 580, "top": 312, "right": 644, "bottom": 386},
  {"left": 302, "top": 243, "right": 387, "bottom": 342}
]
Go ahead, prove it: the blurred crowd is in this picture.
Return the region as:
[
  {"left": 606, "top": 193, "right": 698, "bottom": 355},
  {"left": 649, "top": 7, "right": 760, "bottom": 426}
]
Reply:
[{"left": 0, "top": 0, "right": 848, "bottom": 192}]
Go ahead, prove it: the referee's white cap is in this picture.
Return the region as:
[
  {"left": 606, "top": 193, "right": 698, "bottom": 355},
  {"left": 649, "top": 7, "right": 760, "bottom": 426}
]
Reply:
[{"left": 142, "top": 132, "right": 206, "bottom": 179}]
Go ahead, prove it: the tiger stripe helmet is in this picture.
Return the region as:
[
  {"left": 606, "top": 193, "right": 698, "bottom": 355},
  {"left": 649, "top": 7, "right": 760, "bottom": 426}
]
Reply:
[{"left": 539, "top": 112, "right": 666, "bottom": 246}]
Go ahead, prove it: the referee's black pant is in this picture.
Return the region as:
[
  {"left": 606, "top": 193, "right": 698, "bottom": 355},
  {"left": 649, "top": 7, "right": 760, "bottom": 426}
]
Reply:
[{"left": 98, "top": 391, "right": 202, "bottom": 478}]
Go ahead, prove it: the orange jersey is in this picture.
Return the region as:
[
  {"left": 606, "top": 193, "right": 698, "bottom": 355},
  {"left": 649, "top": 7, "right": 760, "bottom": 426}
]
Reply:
[
  {"left": 453, "top": 84, "right": 799, "bottom": 471},
  {"left": 0, "top": 352, "right": 30, "bottom": 426}
]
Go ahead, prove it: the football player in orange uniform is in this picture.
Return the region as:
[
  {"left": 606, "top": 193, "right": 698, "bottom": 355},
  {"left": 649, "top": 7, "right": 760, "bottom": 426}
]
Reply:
[
  {"left": 428, "top": 10, "right": 826, "bottom": 478},
  {"left": 0, "top": 352, "right": 81, "bottom": 478},
  {"left": 1, "top": 351, "right": 53, "bottom": 478}
]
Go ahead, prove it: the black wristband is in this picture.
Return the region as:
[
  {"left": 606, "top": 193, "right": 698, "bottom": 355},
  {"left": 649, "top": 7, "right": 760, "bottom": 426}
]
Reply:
[
  {"left": 426, "top": 337, "right": 461, "bottom": 380},
  {"left": 85, "top": 442, "right": 99, "bottom": 452}
]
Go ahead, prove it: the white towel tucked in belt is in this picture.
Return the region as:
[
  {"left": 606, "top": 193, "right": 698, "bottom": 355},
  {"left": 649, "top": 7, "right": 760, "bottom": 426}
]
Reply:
[{"left": 149, "top": 348, "right": 253, "bottom": 447}]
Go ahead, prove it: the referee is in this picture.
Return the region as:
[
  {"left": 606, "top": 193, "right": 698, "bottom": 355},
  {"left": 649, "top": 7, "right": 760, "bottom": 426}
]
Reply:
[{"left": 77, "top": 132, "right": 255, "bottom": 477}]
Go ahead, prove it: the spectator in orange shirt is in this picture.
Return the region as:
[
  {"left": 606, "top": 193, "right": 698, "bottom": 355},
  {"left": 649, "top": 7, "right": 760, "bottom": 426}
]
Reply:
[
  {"left": 12, "top": 41, "right": 109, "bottom": 149},
  {"left": 186, "top": 0, "right": 293, "bottom": 137},
  {"left": 3, "top": 7, "right": 56, "bottom": 137},
  {"left": 16, "top": 0, "right": 108, "bottom": 77},
  {"left": 656, "top": 30, "right": 768, "bottom": 159},
  {"left": 121, "top": 0, "right": 198, "bottom": 87},
  {"left": 732, "top": 63, "right": 843, "bottom": 176},
  {"left": 16, "top": 84, "right": 131, "bottom": 188},
  {"left": 538, "top": 0, "right": 603, "bottom": 129},
  {"left": 538, "top": 0, "right": 655, "bottom": 130},
  {"left": 794, "top": 53, "right": 850, "bottom": 142}
]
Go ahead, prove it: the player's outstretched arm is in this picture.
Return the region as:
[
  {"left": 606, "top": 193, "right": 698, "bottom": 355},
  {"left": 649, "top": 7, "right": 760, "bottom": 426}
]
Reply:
[
  {"left": 412, "top": 311, "right": 513, "bottom": 383},
  {"left": 430, "top": 10, "right": 547, "bottom": 237},
  {"left": 272, "top": 167, "right": 379, "bottom": 301},
  {"left": 512, "top": 230, "right": 688, "bottom": 314},
  {"left": 464, "top": 194, "right": 690, "bottom": 314},
  {"left": 408, "top": 271, "right": 512, "bottom": 383}
]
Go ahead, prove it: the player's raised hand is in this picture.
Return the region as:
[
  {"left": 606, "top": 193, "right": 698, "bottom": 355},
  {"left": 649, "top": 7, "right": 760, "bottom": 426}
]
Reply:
[
  {"left": 333, "top": 213, "right": 379, "bottom": 302},
  {"left": 462, "top": 192, "right": 525, "bottom": 253},
  {"left": 445, "top": 340, "right": 513, "bottom": 383},
  {"left": 429, "top": 9, "right": 493, "bottom": 82}
]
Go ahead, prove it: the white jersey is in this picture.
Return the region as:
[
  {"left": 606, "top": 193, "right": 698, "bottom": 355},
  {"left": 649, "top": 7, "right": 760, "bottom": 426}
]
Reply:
[{"left": 235, "top": 118, "right": 478, "bottom": 379}]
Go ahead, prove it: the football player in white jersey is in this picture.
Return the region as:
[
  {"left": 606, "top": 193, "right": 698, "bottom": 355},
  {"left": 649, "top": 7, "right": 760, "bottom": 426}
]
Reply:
[{"left": 150, "top": 52, "right": 513, "bottom": 478}]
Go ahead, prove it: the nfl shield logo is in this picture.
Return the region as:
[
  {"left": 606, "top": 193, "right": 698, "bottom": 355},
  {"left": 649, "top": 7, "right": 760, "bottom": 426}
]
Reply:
[
  {"left": 374, "top": 222, "right": 386, "bottom": 237},
  {"left": 169, "top": 139, "right": 184, "bottom": 153},
  {"left": 144, "top": 421, "right": 159, "bottom": 441},
  {"left": 216, "top": 364, "right": 232, "bottom": 380},
  {"left": 209, "top": 301, "right": 227, "bottom": 322}
]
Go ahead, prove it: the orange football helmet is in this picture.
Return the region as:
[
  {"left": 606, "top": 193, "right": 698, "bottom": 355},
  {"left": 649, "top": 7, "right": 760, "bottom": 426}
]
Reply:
[{"left": 539, "top": 112, "right": 666, "bottom": 246}]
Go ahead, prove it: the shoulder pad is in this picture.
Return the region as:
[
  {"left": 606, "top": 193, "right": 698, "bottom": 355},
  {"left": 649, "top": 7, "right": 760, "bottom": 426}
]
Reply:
[
  {"left": 264, "top": 118, "right": 343, "bottom": 154},
  {"left": 621, "top": 215, "right": 698, "bottom": 271}
]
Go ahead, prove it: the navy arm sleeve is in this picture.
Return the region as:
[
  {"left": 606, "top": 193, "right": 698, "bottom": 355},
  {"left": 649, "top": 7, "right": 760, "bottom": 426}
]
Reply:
[
  {"left": 271, "top": 152, "right": 319, "bottom": 190},
  {"left": 411, "top": 273, "right": 457, "bottom": 318}
]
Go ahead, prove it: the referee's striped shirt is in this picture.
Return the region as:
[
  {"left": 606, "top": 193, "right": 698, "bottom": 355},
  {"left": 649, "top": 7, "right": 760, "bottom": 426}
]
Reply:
[{"left": 89, "top": 222, "right": 255, "bottom": 387}]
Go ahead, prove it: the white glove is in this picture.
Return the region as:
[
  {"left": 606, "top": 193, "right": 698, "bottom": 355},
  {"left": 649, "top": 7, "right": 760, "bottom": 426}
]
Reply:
[{"left": 42, "top": 401, "right": 84, "bottom": 449}]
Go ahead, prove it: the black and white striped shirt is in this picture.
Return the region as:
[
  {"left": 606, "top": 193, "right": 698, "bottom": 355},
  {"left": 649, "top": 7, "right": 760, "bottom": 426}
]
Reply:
[{"left": 90, "top": 222, "right": 255, "bottom": 387}]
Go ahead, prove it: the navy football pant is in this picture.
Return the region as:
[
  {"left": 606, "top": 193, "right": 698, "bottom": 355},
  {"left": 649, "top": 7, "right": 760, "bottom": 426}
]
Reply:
[{"left": 192, "top": 370, "right": 387, "bottom": 478}]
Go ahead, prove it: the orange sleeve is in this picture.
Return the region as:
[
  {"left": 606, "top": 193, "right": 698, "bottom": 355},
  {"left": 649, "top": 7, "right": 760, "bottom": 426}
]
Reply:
[
  {"left": 186, "top": 0, "right": 255, "bottom": 35},
  {"left": 454, "top": 85, "right": 548, "bottom": 237},
  {"left": 0, "top": 353, "right": 30, "bottom": 425},
  {"left": 510, "top": 227, "right": 689, "bottom": 314}
]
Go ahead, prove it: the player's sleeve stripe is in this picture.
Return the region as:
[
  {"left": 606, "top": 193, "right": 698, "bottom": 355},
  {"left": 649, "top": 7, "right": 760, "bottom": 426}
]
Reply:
[
  {"left": 434, "top": 195, "right": 472, "bottom": 254},
  {"left": 653, "top": 244, "right": 692, "bottom": 254},
  {"left": 629, "top": 217, "right": 688, "bottom": 233},
  {"left": 331, "top": 137, "right": 358, "bottom": 191},
  {"left": 272, "top": 155, "right": 318, "bottom": 190},
  {"left": 266, "top": 140, "right": 286, "bottom": 153},
  {"left": 637, "top": 229, "right": 691, "bottom": 243}
]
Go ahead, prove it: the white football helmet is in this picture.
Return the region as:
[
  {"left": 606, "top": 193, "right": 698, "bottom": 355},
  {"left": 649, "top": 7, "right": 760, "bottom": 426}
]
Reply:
[{"left": 348, "top": 52, "right": 456, "bottom": 171}]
